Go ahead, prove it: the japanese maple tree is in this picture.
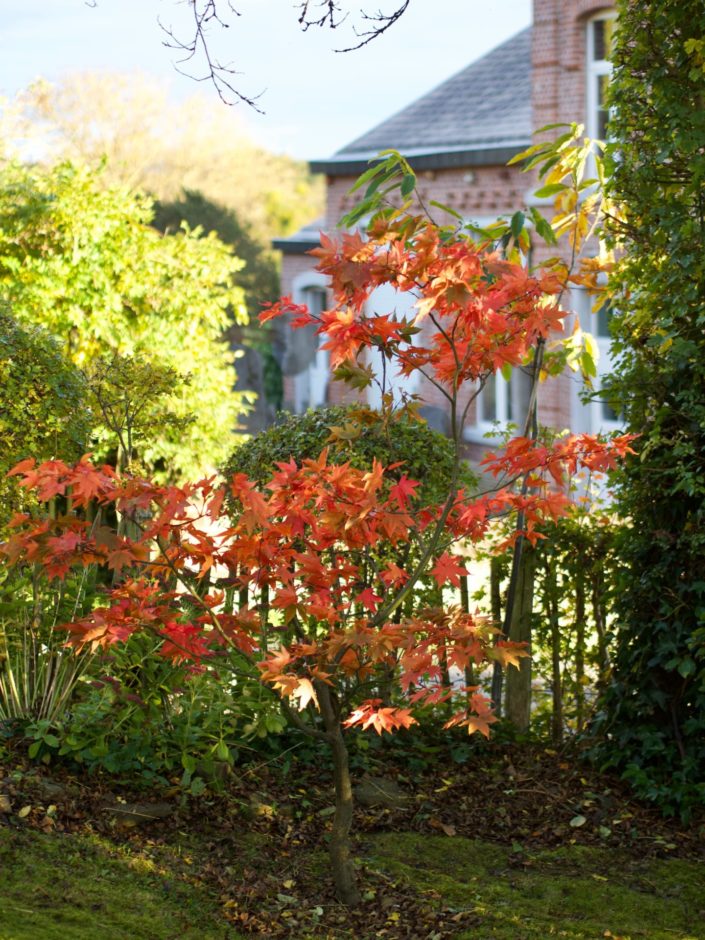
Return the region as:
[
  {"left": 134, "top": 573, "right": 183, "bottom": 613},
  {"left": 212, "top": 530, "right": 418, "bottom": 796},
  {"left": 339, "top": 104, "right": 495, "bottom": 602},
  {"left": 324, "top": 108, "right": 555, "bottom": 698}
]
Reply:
[{"left": 2, "top": 149, "right": 633, "bottom": 906}]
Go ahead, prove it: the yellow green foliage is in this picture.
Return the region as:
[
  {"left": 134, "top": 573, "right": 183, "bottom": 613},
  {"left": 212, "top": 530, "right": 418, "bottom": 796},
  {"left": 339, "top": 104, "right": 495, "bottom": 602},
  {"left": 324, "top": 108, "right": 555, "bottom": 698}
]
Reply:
[
  {"left": 0, "top": 161, "right": 254, "bottom": 479},
  {"left": 0, "top": 309, "right": 89, "bottom": 525}
]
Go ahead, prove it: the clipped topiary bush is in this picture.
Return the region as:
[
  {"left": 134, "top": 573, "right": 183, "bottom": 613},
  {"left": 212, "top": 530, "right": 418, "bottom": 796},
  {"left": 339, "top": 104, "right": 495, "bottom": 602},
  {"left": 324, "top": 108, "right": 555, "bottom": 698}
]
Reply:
[{"left": 224, "top": 405, "right": 476, "bottom": 506}]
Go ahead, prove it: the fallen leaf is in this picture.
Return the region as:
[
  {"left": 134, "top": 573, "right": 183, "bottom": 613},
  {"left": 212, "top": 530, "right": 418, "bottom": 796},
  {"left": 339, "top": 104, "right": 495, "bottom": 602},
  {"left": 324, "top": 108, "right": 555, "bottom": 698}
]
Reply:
[
  {"left": 570, "top": 814, "right": 587, "bottom": 828},
  {"left": 18, "top": 805, "right": 32, "bottom": 819}
]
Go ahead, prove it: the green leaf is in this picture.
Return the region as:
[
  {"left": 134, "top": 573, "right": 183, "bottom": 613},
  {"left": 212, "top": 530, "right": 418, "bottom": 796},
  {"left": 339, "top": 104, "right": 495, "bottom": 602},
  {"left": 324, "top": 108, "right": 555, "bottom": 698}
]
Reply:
[
  {"left": 510, "top": 211, "right": 525, "bottom": 239},
  {"left": 535, "top": 122, "right": 572, "bottom": 134},
  {"left": 400, "top": 173, "right": 416, "bottom": 198},
  {"left": 535, "top": 216, "right": 557, "bottom": 245},
  {"left": 534, "top": 183, "right": 567, "bottom": 199},
  {"left": 189, "top": 776, "right": 207, "bottom": 796},
  {"left": 215, "top": 740, "right": 231, "bottom": 762},
  {"left": 430, "top": 200, "right": 464, "bottom": 221},
  {"left": 677, "top": 658, "right": 696, "bottom": 678},
  {"left": 348, "top": 159, "right": 391, "bottom": 194}
]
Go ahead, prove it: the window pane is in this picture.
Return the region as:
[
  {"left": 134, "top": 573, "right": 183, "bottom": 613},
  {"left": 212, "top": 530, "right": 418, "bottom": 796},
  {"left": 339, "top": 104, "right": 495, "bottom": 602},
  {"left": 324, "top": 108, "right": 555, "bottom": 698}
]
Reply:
[
  {"left": 592, "top": 20, "right": 605, "bottom": 60},
  {"left": 592, "top": 18, "right": 614, "bottom": 62},
  {"left": 303, "top": 287, "right": 326, "bottom": 317},
  {"left": 599, "top": 74, "right": 612, "bottom": 138},
  {"left": 482, "top": 374, "right": 497, "bottom": 422},
  {"left": 511, "top": 367, "right": 532, "bottom": 428},
  {"left": 596, "top": 300, "right": 614, "bottom": 338},
  {"left": 602, "top": 399, "right": 619, "bottom": 422}
]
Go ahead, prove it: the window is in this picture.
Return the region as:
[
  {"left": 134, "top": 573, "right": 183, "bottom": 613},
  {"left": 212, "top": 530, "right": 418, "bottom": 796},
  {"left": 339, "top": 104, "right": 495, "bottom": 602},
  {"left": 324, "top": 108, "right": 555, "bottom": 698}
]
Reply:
[
  {"left": 365, "top": 281, "right": 421, "bottom": 410},
  {"left": 591, "top": 298, "right": 622, "bottom": 432},
  {"left": 291, "top": 285, "right": 329, "bottom": 413},
  {"left": 476, "top": 368, "right": 532, "bottom": 438},
  {"left": 587, "top": 15, "right": 616, "bottom": 142}
]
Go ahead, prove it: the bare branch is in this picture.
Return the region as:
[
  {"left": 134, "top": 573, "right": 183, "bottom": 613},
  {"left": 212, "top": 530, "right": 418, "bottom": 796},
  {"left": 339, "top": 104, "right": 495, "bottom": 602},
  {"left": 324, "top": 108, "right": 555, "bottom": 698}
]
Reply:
[
  {"left": 87, "top": 1, "right": 411, "bottom": 110},
  {"left": 297, "top": 0, "right": 348, "bottom": 30},
  {"left": 158, "top": 1, "right": 265, "bottom": 111},
  {"left": 335, "top": 1, "right": 411, "bottom": 52}
]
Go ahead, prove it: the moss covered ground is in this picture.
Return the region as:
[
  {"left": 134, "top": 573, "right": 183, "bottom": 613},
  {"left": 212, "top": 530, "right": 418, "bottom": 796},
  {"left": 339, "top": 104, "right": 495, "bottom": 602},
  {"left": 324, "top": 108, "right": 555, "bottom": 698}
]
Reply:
[
  {"left": 0, "top": 827, "right": 240, "bottom": 940},
  {"left": 369, "top": 832, "right": 705, "bottom": 940},
  {"left": 1, "top": 823, "right": 703, "bottom": 939}
]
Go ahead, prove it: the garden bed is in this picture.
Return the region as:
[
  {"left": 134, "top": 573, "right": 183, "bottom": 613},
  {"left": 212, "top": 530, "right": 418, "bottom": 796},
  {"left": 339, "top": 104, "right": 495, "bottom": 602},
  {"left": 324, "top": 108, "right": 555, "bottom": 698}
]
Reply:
[{"left": 1, "top": 741, "right": 702, "bottom": 939}]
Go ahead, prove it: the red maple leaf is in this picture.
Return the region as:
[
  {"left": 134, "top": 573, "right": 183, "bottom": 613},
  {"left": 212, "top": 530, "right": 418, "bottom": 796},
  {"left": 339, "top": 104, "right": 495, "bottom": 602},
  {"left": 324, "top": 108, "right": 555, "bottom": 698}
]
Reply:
[
  {"left": 430, "top": 552, "right": 468, "bottom": 588},
  {"left": 388, "top": 474, "right": 420, "bottom": 510}
]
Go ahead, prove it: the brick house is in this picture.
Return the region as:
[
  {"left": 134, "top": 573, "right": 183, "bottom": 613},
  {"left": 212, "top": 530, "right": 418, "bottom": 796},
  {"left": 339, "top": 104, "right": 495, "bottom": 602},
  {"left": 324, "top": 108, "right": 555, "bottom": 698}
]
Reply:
[{"left": 273, "top": 0, "right": 618, "bottom": 451}]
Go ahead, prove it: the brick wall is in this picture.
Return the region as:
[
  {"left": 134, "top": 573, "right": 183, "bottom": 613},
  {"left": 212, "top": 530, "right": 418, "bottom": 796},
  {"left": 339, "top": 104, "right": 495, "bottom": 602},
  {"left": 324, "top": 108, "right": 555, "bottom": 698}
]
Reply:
[
  {"left": 531, "top": 0, "right": 616, "bottom": 431},
  {"left": 325, "top": 165, "right": 525, "bottom": 232},
  {"left": 533, "top": 0, "right": 613, "bottom": 134}
]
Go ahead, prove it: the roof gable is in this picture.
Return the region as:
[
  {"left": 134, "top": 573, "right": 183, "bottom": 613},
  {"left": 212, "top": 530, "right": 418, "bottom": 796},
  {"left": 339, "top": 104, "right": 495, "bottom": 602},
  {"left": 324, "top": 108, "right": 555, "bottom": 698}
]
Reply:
[{"left": 313, "top": 27, "right": 532, "bottom": 175}]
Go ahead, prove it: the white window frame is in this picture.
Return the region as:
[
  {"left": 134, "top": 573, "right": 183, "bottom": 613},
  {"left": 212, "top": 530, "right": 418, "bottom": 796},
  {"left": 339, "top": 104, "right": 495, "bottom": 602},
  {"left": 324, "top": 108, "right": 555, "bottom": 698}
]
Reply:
[
  {"left": 586, "top": 12, "right": 616, "bottom": 143},
  {"left": 291, "top": 272, "right": 329, "bottom": 414},
  {"left": 569, "top": 285, "right": 622, "bottom": 436}
]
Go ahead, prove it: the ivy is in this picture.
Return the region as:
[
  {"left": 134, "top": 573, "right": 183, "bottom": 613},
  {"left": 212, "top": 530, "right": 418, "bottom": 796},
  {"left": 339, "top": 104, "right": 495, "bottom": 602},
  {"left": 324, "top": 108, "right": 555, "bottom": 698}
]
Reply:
[{"left": 590, "top": 0, "right": 705, "bottom": 820}]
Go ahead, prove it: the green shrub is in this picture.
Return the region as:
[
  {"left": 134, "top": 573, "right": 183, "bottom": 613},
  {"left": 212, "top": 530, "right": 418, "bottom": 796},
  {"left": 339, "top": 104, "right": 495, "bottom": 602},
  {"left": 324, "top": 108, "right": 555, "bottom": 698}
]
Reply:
[
  {"left": 224, "top": 405, "right": 476, "bottom": 505},
  {"left": 0, "top": 309, "right": 89, "bottom": 526},
  {"left": 591, "top": 0, "right": 705, "bottom": 820}
]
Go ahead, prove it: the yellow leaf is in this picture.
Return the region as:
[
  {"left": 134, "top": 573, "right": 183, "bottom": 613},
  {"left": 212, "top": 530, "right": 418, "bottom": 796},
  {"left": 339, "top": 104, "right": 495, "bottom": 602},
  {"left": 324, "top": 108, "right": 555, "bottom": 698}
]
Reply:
[
  {"left": 18, "top": 805, "right": 32, "bottom": 819},
  {"left": 290, "top": 677, "right": 319, "bottom": 712}
]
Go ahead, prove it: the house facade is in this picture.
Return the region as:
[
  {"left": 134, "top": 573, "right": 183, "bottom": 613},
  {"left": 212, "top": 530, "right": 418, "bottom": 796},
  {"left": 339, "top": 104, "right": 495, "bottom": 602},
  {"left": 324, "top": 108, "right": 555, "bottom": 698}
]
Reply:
[{"left": 274, "top": 0, "right": 617, "bottom": 451}]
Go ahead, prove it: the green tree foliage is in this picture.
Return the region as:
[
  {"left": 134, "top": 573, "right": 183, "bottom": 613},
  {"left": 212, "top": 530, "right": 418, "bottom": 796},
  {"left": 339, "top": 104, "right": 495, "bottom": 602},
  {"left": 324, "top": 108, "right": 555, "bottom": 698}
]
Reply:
[
  {"left": 153, "top": 190, "right": 280, "bottom": 328},
  {"left": 0, "top": 309, "right": 89, "bottom": 525},
  {"left": 591, "top": 0, "right": 705, "bottom": 818},
  {"left": 8, "top": 73, "right": 323, "bottom": 243},
  {"left": 152, "top": 190, "right": 283, "bottom": 407},
  {"left": 0, "top": 161, "right": 253, "bottom": 480}
]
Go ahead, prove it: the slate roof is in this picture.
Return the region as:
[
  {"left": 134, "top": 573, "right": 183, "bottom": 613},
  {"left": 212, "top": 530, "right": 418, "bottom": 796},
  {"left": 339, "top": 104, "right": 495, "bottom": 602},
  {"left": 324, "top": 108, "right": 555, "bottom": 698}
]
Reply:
[
  {"left": 311, "top": 27, "right": 532, "bottom": 176},
  {"left": 272, "top": 218, "right": 324, "bottom": 255}
]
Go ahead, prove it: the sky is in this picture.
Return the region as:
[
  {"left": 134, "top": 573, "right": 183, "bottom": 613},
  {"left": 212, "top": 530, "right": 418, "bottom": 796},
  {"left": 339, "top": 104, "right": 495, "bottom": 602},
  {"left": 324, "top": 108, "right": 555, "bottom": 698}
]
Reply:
[{"left": 0, "top": 0, "right": 531, "bottom": 159}]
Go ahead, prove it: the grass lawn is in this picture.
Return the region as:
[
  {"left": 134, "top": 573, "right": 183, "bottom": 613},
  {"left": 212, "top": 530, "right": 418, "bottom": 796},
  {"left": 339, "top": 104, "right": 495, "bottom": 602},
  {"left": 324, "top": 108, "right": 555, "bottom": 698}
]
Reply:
[
  {"left": 1, "top": 824, "right": 703, "bottom": 939},
  {"left": 0, "top": 827, "right": 242, "bottom": 940},
  {"left": 369, "top": 832, "right": 705, "bottom": 940}
]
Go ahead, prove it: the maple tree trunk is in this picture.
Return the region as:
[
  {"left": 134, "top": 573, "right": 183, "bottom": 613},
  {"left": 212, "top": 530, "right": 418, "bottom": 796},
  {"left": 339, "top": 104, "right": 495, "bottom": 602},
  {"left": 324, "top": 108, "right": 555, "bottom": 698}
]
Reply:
[
  {"left": 489, "top": 556, "right": 504, "bottom": 715},
  {"left": 505, "top": 542, "right": 536, "bottom": 733},
  {"left": 317, "top": 683, "right": 361, "bottom": 907}
]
